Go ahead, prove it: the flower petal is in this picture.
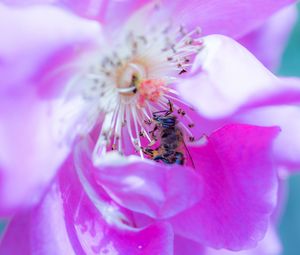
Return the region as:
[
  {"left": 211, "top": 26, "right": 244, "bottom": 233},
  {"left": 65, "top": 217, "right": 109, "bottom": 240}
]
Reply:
[
  {"left": 59, "top": 0, "right": 107, "bottom": 20},
  {"left": 0, "top": 213, "right": 31, "bottom": 255},
  {"left": 176, "top": 35, "right": 300, "bottom": 118},
  {"left": 103, "top": 0, "right": 150, "bottom": 28},
  {"left": 159, "top": 0, "right": 295, "bottom": 38},
  {"left": 0, "top": 90, "right": 70, "bottom": 215},
  {"left": 232, "top": 105, "right": 300, "bottom": 171},
  {"left": 75, "top": 140, "right": 203, "bottom": 219},
  {"left": 238, "top": 4, "right": 297, "bottom": 71},
  {"left": 0, "top": 4, "right": 101, "bottom": 215},
  {"left": 0, "top": 163, "right": 174, "bottom": 255},
  {"left": 170, "top": 124, "right": 279, "bottom": 250},
  {"left": 0, "top": 184, "right": 76, "bottom": 255},
  {"left": 205, "top": 225, "right": 282, "bottom": 255},
  {"left": 174, "top": 235, "right": 204, "bottom": 255},
  {"left": 0, "top": 3, "right": 100, "bottom": 89},
  {"left": 2, "top": 0, "right": 108, "bottom": 20}
]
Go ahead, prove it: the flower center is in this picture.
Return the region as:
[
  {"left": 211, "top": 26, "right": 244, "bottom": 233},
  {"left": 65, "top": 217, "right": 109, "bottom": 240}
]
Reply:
[
  {"left": 58, "top": 21, "right": 204, "bottom": 164},
  {"left": 116, "top": 63, "right": 145, "bottom": 94}
]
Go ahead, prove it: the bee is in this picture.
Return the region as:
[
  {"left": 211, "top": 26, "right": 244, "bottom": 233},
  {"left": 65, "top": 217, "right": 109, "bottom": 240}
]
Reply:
[{"left": 142, "top": 101, "right": 194, "bottom": 167}]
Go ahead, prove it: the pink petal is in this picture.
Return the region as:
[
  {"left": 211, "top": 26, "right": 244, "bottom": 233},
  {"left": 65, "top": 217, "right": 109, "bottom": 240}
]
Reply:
[
  {"left": 158, "top": 0, "right": 295, "bottom": 38},
  {"left": 0, "top": 161, "right": 175, "bottom": 255},
  {"left": 2, "top": 0, "right": 107, "bottom": 20},
  {"left": 170, "top": 124, "right": 279, "bottom": 250},
  {"left": 59, "top": 155, "right": 173, "bottom": 255},
  {"left": 0, "top": 4, "right": 101, "bottom": 215},
  {"left": 239, "top": 4, "right": 297, "bottom": 71},
  {"left": 205, "top": 225, "right": 282, "bottom": 255},
  {"left": 232, "top": 105, "right": 300, "bottom": 171},
  {"left": 0, "top": 184, "right": 75, "bottom": 255},
  {"left": 0, "top": 91, "right": 69, "bottom": 215},
  {"left": 4, "top": 0, "right": 295, "bottom": 40},
  {"left": 3, "top": 0, "right": 150, "bottom": 24},
  {"left": 102, "top": 0, "right": 150, "bottom": 28},
  {"left": 59, "top": 157, "right": 174, "bottom": 255},
  {"left": 70, "top": 0, "right": 296, "bottom": 39},
  {"left": 0, "top": 3, "right": 100, "bottom": 89},
  {"left": 0, "top": 213, "right": 31, "bottom": 255},
  {"left": 174, "top": 235, "right": 204, "bottom": 255},
  {"left": 3, "top": 0, "right": 57, "bottom": 4},
  {"left": 176, "top": 35, "right": 300, "bottom": 118},
  {"left": 75, "top": 140, "right": 203, "bottom": 219},
  {"left": 59, "top": 0, "right": 108, "bottom": 20}
]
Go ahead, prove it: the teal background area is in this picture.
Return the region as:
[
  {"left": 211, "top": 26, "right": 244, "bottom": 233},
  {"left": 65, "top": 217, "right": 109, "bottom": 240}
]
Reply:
[
  {"left": 0, "top": 221, "right": 4, "bottom": 237},
  {"left": 274, "top": 3, "right": 300, "bottom": 255},
  {"left": 280, "top": 176, "right": 300, "bottom": 255},
  {"left": 0, "top": 4, "right": 300, "bottom": 255},
  {"left": 278, "top": 3, "right": 300, "bottom": 77}
]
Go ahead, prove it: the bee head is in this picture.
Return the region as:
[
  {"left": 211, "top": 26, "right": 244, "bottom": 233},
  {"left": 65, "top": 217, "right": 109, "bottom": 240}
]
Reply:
[{"left": 152, "top": 113, "right": 161, "bottom": 122}]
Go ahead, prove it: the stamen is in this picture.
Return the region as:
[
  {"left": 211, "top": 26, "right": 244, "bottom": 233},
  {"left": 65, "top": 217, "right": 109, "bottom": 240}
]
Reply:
[
  {"left": 58, "top": 22, "right": 203, "bottom": 163},
  {"left": 131, "top": 105, "right": 144, "bottom": 158}
]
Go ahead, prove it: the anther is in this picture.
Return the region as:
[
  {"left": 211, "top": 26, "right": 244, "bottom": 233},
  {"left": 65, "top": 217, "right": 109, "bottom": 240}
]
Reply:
[
  {"left": 177, "top": 109, "right": 186, "bottom": 116},
  {"left": 122, "top": 120, "right": 127, "bottom": 127},
  {"left": 189, "top": 137, "right": 195, "bottom": 142},
  {"left": 138, "top": 36, "right": 148, "bottom": 44},
  {"left": 179, "top": 69, "right": 187, "bottom": 75},
  {"left": 144, "top": 119, "right": 152, "bottom": 125}
]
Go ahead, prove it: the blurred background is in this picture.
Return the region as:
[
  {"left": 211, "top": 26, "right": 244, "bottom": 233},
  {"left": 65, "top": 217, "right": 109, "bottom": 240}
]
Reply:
[
  {"left": 278, "top": 3, "right": 300, "bottom": 254},
  {"left": 0, "top": 3, "right": 300, "bottom": 255}
]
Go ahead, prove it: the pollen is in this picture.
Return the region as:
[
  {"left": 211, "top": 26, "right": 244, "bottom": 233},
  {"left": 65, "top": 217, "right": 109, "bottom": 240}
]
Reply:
[{"left": 137, "top": 79, "right": 166, "bottom": 107}]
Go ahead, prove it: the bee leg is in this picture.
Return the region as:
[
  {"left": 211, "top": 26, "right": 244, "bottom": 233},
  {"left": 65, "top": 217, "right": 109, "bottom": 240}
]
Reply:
[
  {"left": 142, "top": 148, "right": 154, "bottom": 158},
  {"left": 167, "top": 100, "right": 174, "bottom": 114},
  {"left": 149, "top": 125, "right": 158, "bottom": 142},
  {"left": 153, "top": 155, "right": 172, "bottom": 164},
  {"left": 174, "top": 152, "right": 184, "bottom": 165}
]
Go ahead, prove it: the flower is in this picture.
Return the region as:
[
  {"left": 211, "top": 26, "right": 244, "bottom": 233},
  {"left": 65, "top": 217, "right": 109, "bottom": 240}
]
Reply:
[{"left": 0, "top": 0, "right": 299, "bottom": 254}]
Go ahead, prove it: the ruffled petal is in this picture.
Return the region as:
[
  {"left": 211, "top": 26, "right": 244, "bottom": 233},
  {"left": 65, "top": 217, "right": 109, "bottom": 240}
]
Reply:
[
  {"left": 59, "top": 158, "right": 175, "bottom": 255},
  {"left": 0, "top": 3, "right": 100, "bottom": 89},
  {"left": 232, "top": 105, "right": 300, "bottom": 171},
  {"left": 75, "top": 140, "right": 203, "bottom": 219},
  {"left": 0, "top": 184, "right": 76, "bottom": 255},
  {"left": 82, "top": 0, "right": 296, "bottom": 38},
  {"left": 238, "top": 4, "right": 297, "bottom": 71},
  {"left": 205, "top": 225, "right": 282, "bottom": 255},
  {"left": 4, "top": 0, "right": 296, "bottom": 39},
  {"left": 2, "top": 0, "right": 108, "bottom": 20},
  {"left": 170, "top": 124, "right": 279, "bottom": 250},
  {"left": 0, "top": 92, "right": 70, "bottom": 215},
  {"left": 103, "top": 0, "right": 150, "bottom": 28},
  {"left": 0, "top": 4, "right": 101, "bottom": 215},
  {"left": 157, "top": 0, "right": 295, "bottom": 38},
  {"left": 174, "top": 235, "right": 204, "bottom": 255},
  {"left": 0, "top": 161, "right": 174, "bottom": 255},
  {"left": 176, "top": 35, "right": 300, "bottom": 118},
  {"left": 0, "top": 213, "right": 31, "bottom": 255},
  {"left": 59, "top": 0, "right": 107, "bottom": 20},
  {"left": 3, "top": 0, "right": 151, "bottom": 25}
]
